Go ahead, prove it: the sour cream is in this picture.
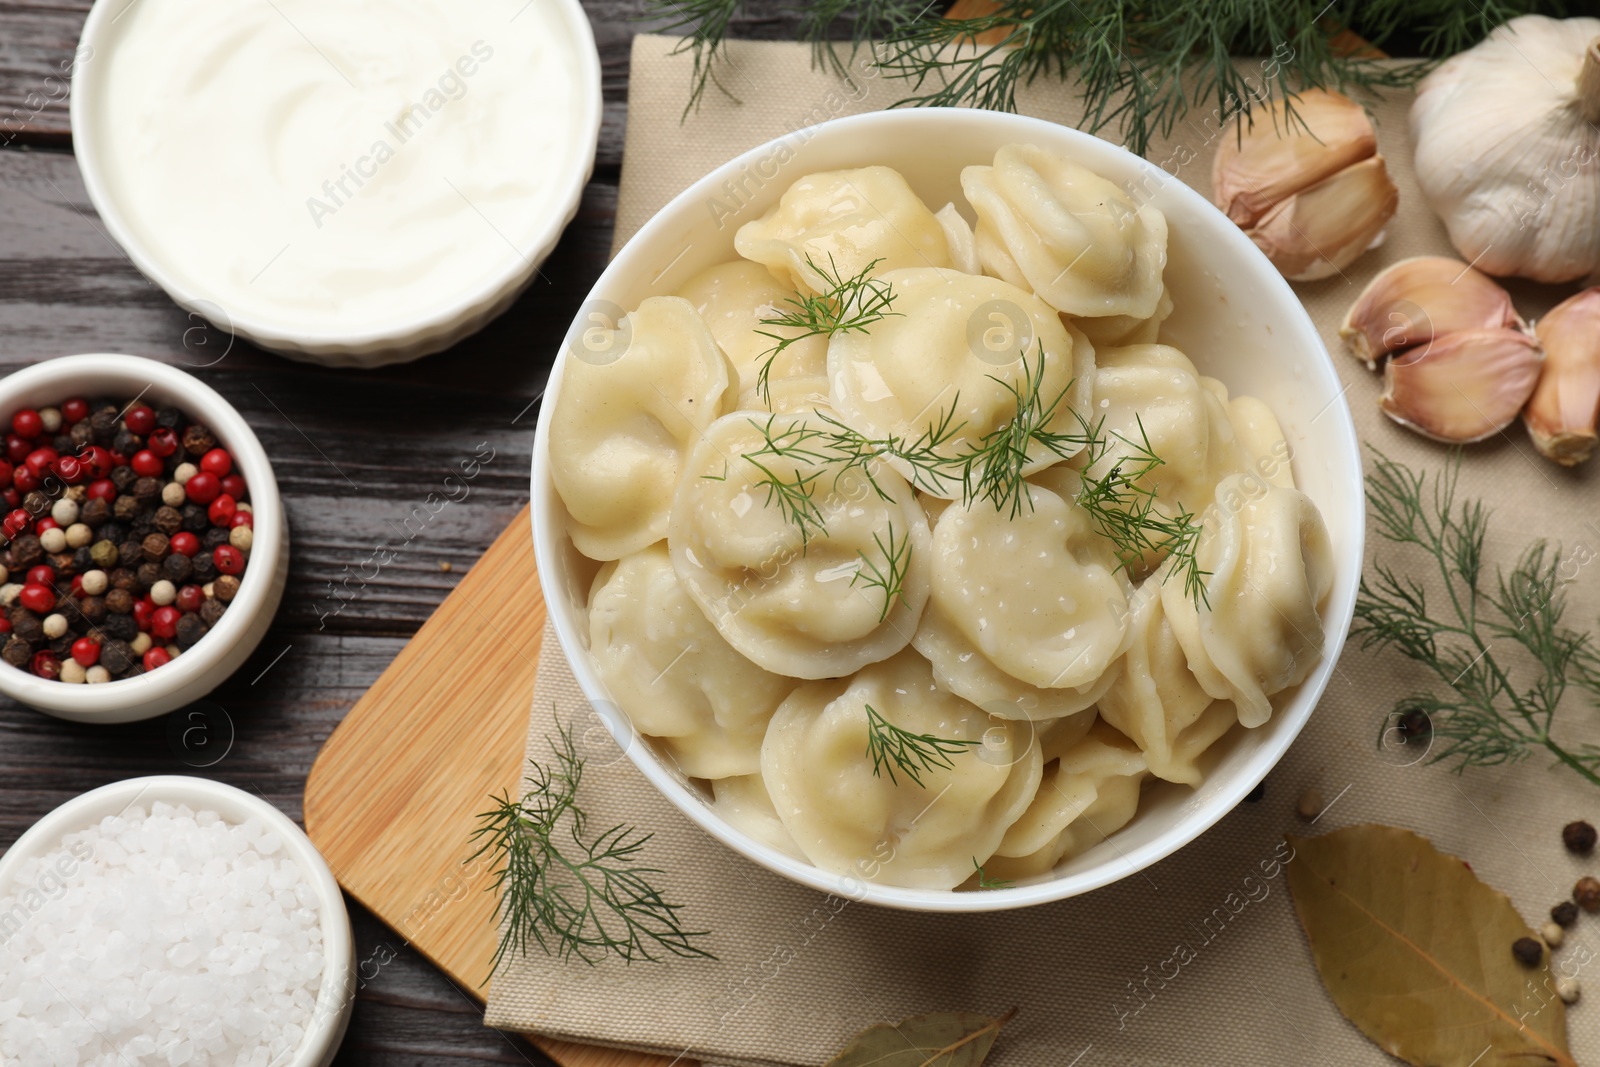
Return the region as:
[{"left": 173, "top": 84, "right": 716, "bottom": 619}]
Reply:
[{"left": 80, "top": 0, "right": 594, "bottom": 343}]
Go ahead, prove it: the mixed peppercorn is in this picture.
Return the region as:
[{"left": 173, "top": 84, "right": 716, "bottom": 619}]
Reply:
[{"left": 0, "top": 397, "right": 253, "bottom": 682}]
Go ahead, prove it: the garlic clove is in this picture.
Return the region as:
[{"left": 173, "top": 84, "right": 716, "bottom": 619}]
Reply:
[
  {"left": 1246, "top": 156, "right": 1399, "bottom": 282},
  {"left": 1339, "top": 256, "right": 1523, "bottom": 368},
  {"left": 1380, "top": 327, "right": 1544, "bottom": 443},
  {"left": 1213, "top": 89, "right": 1378, "bottom": 228},
  {"left": 1526, "top": 287, "right": 1600, "bottom": 465}
]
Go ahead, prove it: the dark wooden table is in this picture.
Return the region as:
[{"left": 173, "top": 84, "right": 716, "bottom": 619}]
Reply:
[{"left": 0, "top": 1, "right": 819, "bottom": 1062}]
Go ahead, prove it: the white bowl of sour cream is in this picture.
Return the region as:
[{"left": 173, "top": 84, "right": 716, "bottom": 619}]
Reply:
[{"left": 69, "top": 0, "right": 601, "bottom": 368}]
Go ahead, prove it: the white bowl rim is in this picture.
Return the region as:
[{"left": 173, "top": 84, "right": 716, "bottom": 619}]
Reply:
[
  {"left": 531, "top": 107, "right": 1365, "bottom": 912},
  {"left": 0, "top": 774, "right": 354, "bottom": 1064},
  {"left": 0, "top": 354, "right": 283, "bottom": 717},
  {"left": 67, "top": 0, "right": 604, "bottom": 353}
]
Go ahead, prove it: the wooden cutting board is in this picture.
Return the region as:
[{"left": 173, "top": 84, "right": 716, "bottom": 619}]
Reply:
[{"left": 303, "top": 505, "right": 677, "bottom": 1067}]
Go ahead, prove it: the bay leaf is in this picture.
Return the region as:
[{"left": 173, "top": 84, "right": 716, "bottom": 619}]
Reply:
[
  {"left": 823, "top": 1008, "right": 1016, "bottom": 1067},
  {"left": 1287, "top": 824, "right": 1573, "bottom": 1067}
]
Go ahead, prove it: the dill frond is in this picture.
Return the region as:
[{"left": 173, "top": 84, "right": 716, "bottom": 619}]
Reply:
[
  {"left": 864, "top": 703, "right": 982, "bottom": 787},
  {"left": 972, "top": 858, "right": 1015, "bottom": 889},
  {"left": 850, "top": 521, "right": 913, "bottom": 621},
  {"left": 754, "top": 254, "right": 900, "bottom": 403}
]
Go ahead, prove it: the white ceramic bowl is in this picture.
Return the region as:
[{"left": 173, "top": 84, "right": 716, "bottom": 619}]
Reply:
[
  {"left": 68, "top": 0, "right": 602, "bottom": 368},
  {"left": 531, "top": 109, "right": 1365, "bottom": 911},
  {"left": 0, "top": 776, "right": 355, "bottom": 1066},
  {"left": 0, "top": 355, "right": 287, "bottom": 723}
]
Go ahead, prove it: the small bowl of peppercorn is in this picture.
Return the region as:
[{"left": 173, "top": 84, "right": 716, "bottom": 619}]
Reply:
[{"left": 0, "top": 353, "right": 286, "bottom": 723}]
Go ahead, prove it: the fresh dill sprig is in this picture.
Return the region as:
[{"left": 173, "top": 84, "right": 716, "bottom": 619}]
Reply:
[
  {"left": 815, "top": 406, "right": 968, "bottom": 499},
  {"left": 961, "top": 350, "right": 1092, "bottom": 518},
  {"left": 741, "top": 414, "right": 836, "bottom": 546},
  {"left": 469, "top": 718, "right": 715, "bottom": 971},
  {"left": 864, "top": 703, "right": 982, "bottom": 787},
  {"left": 754, "top": 254, "right": 899, "bottom": 403},
  {"left": 648, "top": 0, "right": 1550, "bottom": 157},
  {"left": 972, "top": 858, "right": 1015, "bottom": 889},
  {"left": 851, "top": 522, "right": 913, "bottom": 622},
  {"left": 1352, "top": 451, "right": 1600, "bottom": 789}
]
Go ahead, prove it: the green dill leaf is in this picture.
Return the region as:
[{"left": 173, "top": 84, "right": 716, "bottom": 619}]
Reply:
[
  {"left": 754, "top": 253, "right": 900, "bottom": 403},
  {"left": 972, "top": 858, "right": 1014, "bottom": 889},
  {"left": 850, "top": 521, "right": 913, "bottom": 622},
  {"left": 864, "top": 703, "right": 982, "bottom": 788}
]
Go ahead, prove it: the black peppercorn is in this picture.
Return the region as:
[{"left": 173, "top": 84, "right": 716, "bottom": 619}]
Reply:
[
  {"left": 71, "top": 547, "right": 94, "bottom": 573},
  {"left": 214, "top": 575, "right": 240, "bottom": 602},
  {"left": 89, "top": 408, "right": 118, "bottom": 443},
  {"left": 1553, "top": 900, "right": 1580, "bottom": 927},
  {"left": 135, "top": 562, "right": 161, "bottom": 589},
  {"left": 47, "top": 552, "right": 74, "bottom": 574},
  {"left": 202, "top": 527, "right": 230, "bottom": 551},
  {"left": 109, "top": 567, "right": 138, "bottom": 593},
  {"left": 97, "top": 521, "right": 126, "bottom": 546},
  {"left": 154, "top": 406, "right": 182, "bottom": 431},
  {"left": 8, "top": 608, "right": 40, "bottom": 642},
  {"left": 11, "top": 535, "right": 41, "bottom": 568},
  {"left": 99, "top": 638, "right": 134, "bottom": 674},
  {"left": 180, "top": 424, "right": 216, "bottom": 455},
  {"left": 100, "top": 613, "right": 137, "bottom": 642},
  {"left": 112, "top": 430, "right": 142, "bottom": 456},
  {"left": 1563, "top": 820, "right": 1596, "bottom": 855},
  {"left": 105, "top": 588, "right": 133, "bottom": 615},
  {"left": 1576, "top": 876, "right": 1600, "bottom": 912},
  {"left": 79, "top": 596, "right": 107, "bottom": 624},
  {"left": 191, "top": 555, "right": 217, "bottom": 583},
  {"left": 133, "top": 477, "right": 161, "bottom": 503},
  {"left": 22, "top": 491, "right": 48, "bottom": 515},
  {"left": 141, "top": 533, "right": 170, "bottom": 563},
  {"left": 1513, "top": 937, "right": 1544, "bottom": 966},
  {"left": 180, "top": 504, "right": 208, "bottom": 533},
  {"left": 48, "top": 634, "right": 73, "bottom": 658},
  {"left": 2, "top": 636, "right": 29, "bottom": 668},
  {"left": 80, "top": 498, "right": 110, "bottom": 527},
  {"left": 51, "top": 434, "right": 72, "bottom": 454},
  {"left": 153, "top": 506, "right": 182, "bottom": 536},
  {"left": 161, "top": 553, "right": 192, "bottom": 583},
  {"left": 118, "top": 541, "right": 143, "bottom": 569},
  {"left": 68, "top": 421, "right": 94, "bottom": 449},
  {"left": 113, "top": 495, "right": 141, "bottom": 521},
  {"left": 129, "top": 516, "right": 155, "bottom": 541},
  {"left": 175, "top": 614, "right": 207, "bottom": 649},
  {"left": 199, "top": 599, "right": 226, "bottom": 627}
]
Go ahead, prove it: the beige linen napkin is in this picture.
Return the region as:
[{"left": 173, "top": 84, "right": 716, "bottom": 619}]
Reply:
[{"left": 487, "top": 34, "right": 1600, "bottom": 1067}]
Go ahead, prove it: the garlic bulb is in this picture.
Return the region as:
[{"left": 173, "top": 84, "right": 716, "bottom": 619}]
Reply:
[
  {"left": 1526, "top": 288, "right": 1600, "bottom": 465},
  {"left": 1380, "top": 328, "right": 1543, "bottom": 444},
  {"left": 1411, "top": 17, "right": 1600, "bottom": 283},
  {"left": 1340, "top": 257, "right": 1521, "bottom": 368},
  {"left": 1212, "top": 89, "right": 1398, "bottom": 281}
]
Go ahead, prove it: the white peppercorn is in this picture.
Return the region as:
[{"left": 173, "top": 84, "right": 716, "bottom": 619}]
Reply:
[
  {"left": 79, "top": 569, "right": 108, "bottom": 597},
  {"left": 160, "top": 482, "right": 186, "bottom": 507},
  {"left": 130, "top": 633, "right": 152, "bottom": 656},
  {"left": 50, "top": 498, "right": 78, "bottom": 526},
  {"left": 1543, "top": 922, "right": 1565, "bottom": 947},
  {"left": 1558, "top": 977, "right": 1581, "bottom": 1004},
  {"left": 39, "top": 528, "right": 66, "bottom": 554},
  {"left": 58, "top": 659, "right": 85, "bottom": 684},
  {"left": 65, "top": 523, "right": 92, "bottom": 549},
  {"left": 0, "top": 584, "right": 20, "bottom": 606},
  {"left": 149, "top": 580, "right": 176, "bottom": 607},
  {"left": 172, "top": 462, "right": 197, "bottom": 486},
  {"left": 38, "top": 407, "right": 61, "bottom": 433},
  {"left": 42, "top": 614, "right": 68, "bottom": 639},
  {"left": 228, "top": 525, "right": 253, "bottom": 552},
  {"left": 84, "top": 665, "right": 111, "bottom": 684}
]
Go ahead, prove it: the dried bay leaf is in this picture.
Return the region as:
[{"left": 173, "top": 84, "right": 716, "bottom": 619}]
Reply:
[
  {"left": 823, "top": 1008, "right": 1016, "bottom": 1067},
  {"left": 1287, "top": 824, "right": 1574, "bottom": 1067}
]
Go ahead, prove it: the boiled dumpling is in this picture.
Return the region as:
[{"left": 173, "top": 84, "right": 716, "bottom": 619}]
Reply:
[
  {"left": 1072, "top": 287, "right": 1174, "bottom": 349},
  {"left": 1098, "top": 570, "right": 1234, "bottom": 785},
  {"left": 712, "top": 774, "right": 805, "bottom": 860},
  {"left": 761, "top": 650, "right": 1043, "bottom": 889},
  {"left": 828, "top": 268, "right": 1094, "bottom": 498},
  {"left": 963, "top": 143, "right": 1168, "bottom": 319},
  {"left": 550, "top": 296, "right": 735, "bottom": 560},
  {"left": 735, "top": 167, "right": 952, "bottom": 293},
  {"left": 935, "top": 203, "right": 981, "bottom": 275},
  {"left": 984, "top": 720, "right": 1148, "bottom": 881},
  {"left": 920, "top": 475, "right": 1130, "bottom": 693},
  {"left": 588, "top": 545, "right": 796, "bottom": 778},
  {"left": 1227, "top": 394, "right": 1296, "bottom": 490},
  {"left": 669, "top": 409, "right": 932, "bottom": 679},
  {"left": 737, "top": 374, "right": 830, "bottom": 415},
  {"left": 676, "top": 260, "right": 828, "bottom": 395},
  {"left": 1162, "top": 475, "right": 1335, "bottom": 728}
]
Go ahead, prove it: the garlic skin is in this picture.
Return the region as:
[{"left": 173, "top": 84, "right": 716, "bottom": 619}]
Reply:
[
  {"left": 1411, "top": 17, "right": 1600, "bottom": 283},
  {"left": 1212, "top": 90, "right": 1398, "bottom": 282},
  {"left": 1380, "top": 328, "right": 1544, "bottom": 444},
  {"left": 1526, "top": 288, "right": 1600, "bottom": 465},
  {"left": 1340, "top": 257, "right": 1521, "bottom": 368}
]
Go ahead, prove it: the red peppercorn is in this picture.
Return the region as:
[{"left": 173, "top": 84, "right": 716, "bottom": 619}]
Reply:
[
  {"left": 70, "top": 574, "right": 83, "bottom": 597},
  {"left": 11, "top": 410, "right": 42, "bottom": 439},
  {"left": 131, "top": 450, "right": 163, "bottom": 478},
  {"left": 30, "top": 650, "right": 60, "bottom": 679},
  {"left": 50, "top": 454, "right": 84, "bottom": 484},
  {"left": 221, "top": 473, "right": 246, "bottom": 499},
  {"left": 61, "top": 398, "right": 89, "bottom": 424},
  {"left": 86, "top": 479, "right": 116, "bottom": 502},
  {"left": 176, "top": 585, "right": 204, "bottom": 613},
  {"left": 208, "top": 494, "right": 236, "bottom": 526},
  {"left": 214, "top": 545, "right": 245, "bottom": 575},
  {"left": 147, "top": 427, "right": 179, "bottom": 458},
  {"left": 229, "top": 511, "right": 253, "bottom": 529},
  {"left": 33, "top": 517, "right": 58, "bottom": 534},
  {"left": 80, "top": 445, "right": 113, "bottom": 479},
  {"left": 124, "top": 404, "right": 155, "bottom": 435},
  {"left": 19, "top": 583, "right": 54, "bottom": 613},
  {"left": 1, "top": 490, "right": 17, "bottom": 510},
  {"left": 70, "top": 637, "right": 100, "bottom": 667},
  {"left": 151, "top": 605, "right": 180, "bottom": 640},
  {"left": 132, "top": 598, "right": 154, "bottom": 631},
  {"left": 25, "top": 448, "right": 57, "bottom": 477},
  {"left": 199, "top": 448, "right": 233, "bottom": 477},
  {"left": 185, "top": 471, "right": 221, "bottom": 505},
  {"left": 0, "top": 617, "right": 12, "bottom": 634},
  {"left": 5, "top": 436, "right": 29, "bottom": 464},
  {"left": 0, "top": 460, "right": 13, "bottom": 489},
  {"left": 12, "top": 467, "right": 38, "bottom": 493},
  {"left": 26, "top": 565, "right": 54, "bottom": 587},
  {"left": 3, "top": 509, "right": 29, "bottom": 538},
  {"left": 170, "top": 532, "right": 199, "bottom": 557},
  {"left": 143, "top": 647, "right": 172, "bottom": 671}
]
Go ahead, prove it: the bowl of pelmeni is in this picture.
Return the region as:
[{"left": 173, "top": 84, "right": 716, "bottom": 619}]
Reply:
[{"left": 531, "top": 108, "right": 1363, "bottom": 912}]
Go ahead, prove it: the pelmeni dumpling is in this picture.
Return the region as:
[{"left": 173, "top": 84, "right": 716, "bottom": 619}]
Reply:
[
  {"left": 735, "top": 167, "right": 951, "bottom": 293},
  {"left": 588, "top": 545, "right": 796, "bottom": 778},
  {"left": 1098, "top": 571, "right": 1234, "bottom": 785},
  {"left": 1073, "top": 287, "right": 1174, "bottom": 350},
  {"left": 1162, "top": 475, "right": 1335, "bottom": 728},
  {"left": 963, "top": 143, "right": 1168, "bottom": 319},
  {"left": 737, "top": 375, "right": 830, "bottom": 415},
  {"left": 935, "top": 203, "right": 981, "bottom": 275},
  {"left": 676, "top": 260, "right": 828, "bottom": 393},
  {"left": 550, "top": 296, "right": 735, "bottom": 560},
  {"left": 669, "top": 409, "right": 932, "bottom": 679},
  {"left": 761, "top": 650, "right": 1043, "bottom": 889},
  {"left": 1227, "top": 394, "right": 1296, "bottom": 490},
  {"left": 828, "top": 268, "right": 1094, "bottom": 497},
  {"left": 922, "top": 475, "right": 1130, "bottom": 693},
  {"left": 984, "top": 720, "right": 1148, "bottom": 881},
  {"left": 712, "top": 774, "right": 805, "bottom": 860}
]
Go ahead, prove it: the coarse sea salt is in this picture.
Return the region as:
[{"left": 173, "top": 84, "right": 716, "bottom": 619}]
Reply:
[{"left": 0, "top": 801, "right": 325, "bottom": 1066}]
